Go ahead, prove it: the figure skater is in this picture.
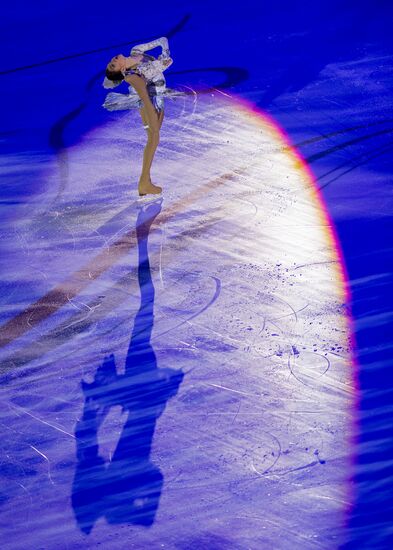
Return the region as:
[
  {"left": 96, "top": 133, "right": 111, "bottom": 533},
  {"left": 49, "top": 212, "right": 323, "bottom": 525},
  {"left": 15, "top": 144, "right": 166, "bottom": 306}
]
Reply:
[{"left": 103, "top": 37, "right": 182, "bottom": 197}]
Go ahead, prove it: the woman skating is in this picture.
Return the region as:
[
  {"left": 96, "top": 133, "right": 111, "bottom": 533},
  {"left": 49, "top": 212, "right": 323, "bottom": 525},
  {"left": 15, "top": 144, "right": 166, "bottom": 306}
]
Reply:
[{"left": 103, "top": 37, "right": 175, "bottom": 196}]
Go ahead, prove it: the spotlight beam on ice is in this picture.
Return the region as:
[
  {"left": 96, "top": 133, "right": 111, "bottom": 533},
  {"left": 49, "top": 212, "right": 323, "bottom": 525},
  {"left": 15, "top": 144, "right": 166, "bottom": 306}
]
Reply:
[{"left": 0, "top": 90, "right": 355, "bottom": 546}]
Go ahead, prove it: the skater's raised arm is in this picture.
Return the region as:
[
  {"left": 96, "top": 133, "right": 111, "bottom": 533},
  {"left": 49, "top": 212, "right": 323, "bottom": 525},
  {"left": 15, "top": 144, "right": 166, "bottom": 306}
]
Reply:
[
  {"left": 131, "top": 37, "right": 170, "bottom": 57},
  {"left": 129, "top": 37, "right": 173, "bottom": 72}
]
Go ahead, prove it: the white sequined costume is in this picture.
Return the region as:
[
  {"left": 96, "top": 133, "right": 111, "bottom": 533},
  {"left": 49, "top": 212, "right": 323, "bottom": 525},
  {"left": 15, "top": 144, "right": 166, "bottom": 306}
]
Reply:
[{"left": 102, "top": 37, "right": 184, "bottom": 113}]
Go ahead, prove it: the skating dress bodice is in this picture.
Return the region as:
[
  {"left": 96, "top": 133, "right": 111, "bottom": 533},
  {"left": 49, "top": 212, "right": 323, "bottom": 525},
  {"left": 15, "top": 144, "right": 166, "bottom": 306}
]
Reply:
[{"left": 127, "top": 37, "right": 173, "bottom": 83}]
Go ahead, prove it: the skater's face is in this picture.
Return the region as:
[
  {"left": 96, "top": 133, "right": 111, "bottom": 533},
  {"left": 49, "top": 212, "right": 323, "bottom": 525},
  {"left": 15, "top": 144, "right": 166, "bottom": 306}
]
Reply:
[
  {"left": 107, "top": 53, "right": 143, "bottom": 73},
  {"left": 107, "top": 54, "right": 126, "bottom": 72}
]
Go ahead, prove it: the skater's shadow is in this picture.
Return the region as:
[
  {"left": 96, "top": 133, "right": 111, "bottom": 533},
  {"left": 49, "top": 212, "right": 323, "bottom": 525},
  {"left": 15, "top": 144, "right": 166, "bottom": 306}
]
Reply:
[{"left": 72, "top": 198, "right": 184, "bottom": 534}]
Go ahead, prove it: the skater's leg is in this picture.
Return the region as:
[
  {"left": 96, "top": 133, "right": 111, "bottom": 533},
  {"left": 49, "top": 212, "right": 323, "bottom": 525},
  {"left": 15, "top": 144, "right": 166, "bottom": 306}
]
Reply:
[
  {"left": 139, "top": 106, "right": 164, "bottom": 133},
  {"left": 158, "top": 108, "right": 164, "bottom": 130},
  {"left": 140, "top": 107, "right": 165, "bottom": 186},
  {"left": 139, "top": 106, "right": 150, "bottom": 135},
  {"left": 138, "top": 105, "right": 162, "bottom": 196}
]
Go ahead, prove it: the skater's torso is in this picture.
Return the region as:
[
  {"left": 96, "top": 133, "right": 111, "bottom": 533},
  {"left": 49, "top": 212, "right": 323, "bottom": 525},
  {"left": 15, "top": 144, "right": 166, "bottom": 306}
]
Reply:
[{"left": 126, "top": 53, "right": 167, "bottom": 84}]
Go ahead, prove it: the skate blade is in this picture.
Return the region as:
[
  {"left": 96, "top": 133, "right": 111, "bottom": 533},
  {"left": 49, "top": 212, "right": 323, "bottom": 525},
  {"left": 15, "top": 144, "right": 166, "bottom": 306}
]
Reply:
[{"left": 136, "top": 194, "right": 163, "bottom": 206}]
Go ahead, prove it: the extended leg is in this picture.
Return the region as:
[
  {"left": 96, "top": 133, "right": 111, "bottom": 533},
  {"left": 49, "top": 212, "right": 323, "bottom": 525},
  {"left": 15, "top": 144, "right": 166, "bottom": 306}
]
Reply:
[
  {"left": 139, "top": 107, "right": 164, "bottom": 192},
  {"left": 138, "top": 106, "right": 164, "bottom": 195}
]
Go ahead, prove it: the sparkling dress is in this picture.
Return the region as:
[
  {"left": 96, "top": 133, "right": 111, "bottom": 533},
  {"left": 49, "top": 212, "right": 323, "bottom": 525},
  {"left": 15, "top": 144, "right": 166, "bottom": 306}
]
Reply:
[{"left": 102, "top": 37, "right": 184, "bottom": 113}]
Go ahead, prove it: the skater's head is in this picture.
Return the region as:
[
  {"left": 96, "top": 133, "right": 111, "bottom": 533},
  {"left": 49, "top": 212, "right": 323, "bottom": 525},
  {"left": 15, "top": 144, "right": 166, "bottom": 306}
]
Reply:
[
  {"left": 107, "top": 54, "right": 127, "bottom": 72},
  {"left": 105, "top": 67, "right": 124, "bottom": 83},
  {"left": 105, "top": 52, "right": 145, "bottom": 84},
  {"left": 105, "top": 54, "right": 126, "bottom": 83}
]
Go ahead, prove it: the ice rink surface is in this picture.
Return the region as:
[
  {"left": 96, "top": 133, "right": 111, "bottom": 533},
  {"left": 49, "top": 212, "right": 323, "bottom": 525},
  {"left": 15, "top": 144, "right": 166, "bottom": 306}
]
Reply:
[{"left": 0, "top": 2, "right": 392, "bottom": 548}]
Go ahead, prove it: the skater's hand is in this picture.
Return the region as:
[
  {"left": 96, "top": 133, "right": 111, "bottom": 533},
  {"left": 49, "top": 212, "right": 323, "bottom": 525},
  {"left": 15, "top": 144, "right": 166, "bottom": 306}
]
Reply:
[{"left": 162, "top": 58, "right": 173, "bottom": 68}]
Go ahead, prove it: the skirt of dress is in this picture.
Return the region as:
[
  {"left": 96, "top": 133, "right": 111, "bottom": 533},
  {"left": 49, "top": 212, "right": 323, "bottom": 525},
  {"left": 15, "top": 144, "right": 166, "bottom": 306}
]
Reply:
[{"left": 103, "top": 82, "right": 187, "bottom": 113}]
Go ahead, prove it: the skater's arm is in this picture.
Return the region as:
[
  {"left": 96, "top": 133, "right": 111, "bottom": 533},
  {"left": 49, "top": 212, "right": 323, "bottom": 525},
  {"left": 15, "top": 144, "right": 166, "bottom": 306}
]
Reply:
[
  {"left": 163, "top": 57, "right": 173, "bottom": 68},
  {"left": 157, "top": 55, "right": 173, "bottom": 69},
  {"left": 125, "top": 74, "right": 159, "bottom": 133},
  {"left": 132, "top": 37, "right": 172, "bottom": 71},
  {"left": 131, "top": 37, "right": 170, "bottom": 57}
]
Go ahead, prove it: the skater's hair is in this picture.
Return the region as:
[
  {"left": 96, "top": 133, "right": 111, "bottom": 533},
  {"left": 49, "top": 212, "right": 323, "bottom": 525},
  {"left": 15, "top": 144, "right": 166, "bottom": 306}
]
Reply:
[{"left": 105, "top": 68, "right": 125, "bottom": 83}]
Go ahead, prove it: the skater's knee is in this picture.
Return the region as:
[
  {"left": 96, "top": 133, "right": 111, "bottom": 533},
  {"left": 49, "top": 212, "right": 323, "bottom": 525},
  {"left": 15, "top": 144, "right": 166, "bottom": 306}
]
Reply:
[{"left": 148, "top": 128, "right": 160, "bottom": 144}]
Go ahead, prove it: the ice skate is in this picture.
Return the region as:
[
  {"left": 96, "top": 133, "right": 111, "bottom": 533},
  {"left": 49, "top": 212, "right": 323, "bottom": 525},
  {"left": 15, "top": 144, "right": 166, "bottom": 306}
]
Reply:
[{"left": 138, "top": 180, "right": 162, "bottom": 197}]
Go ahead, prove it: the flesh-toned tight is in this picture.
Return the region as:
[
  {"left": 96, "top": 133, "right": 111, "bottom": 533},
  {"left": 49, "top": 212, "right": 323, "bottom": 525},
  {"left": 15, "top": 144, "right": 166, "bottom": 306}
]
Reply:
[{"left": 138, "top": 106, "right": 164, "bottom": 189}]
